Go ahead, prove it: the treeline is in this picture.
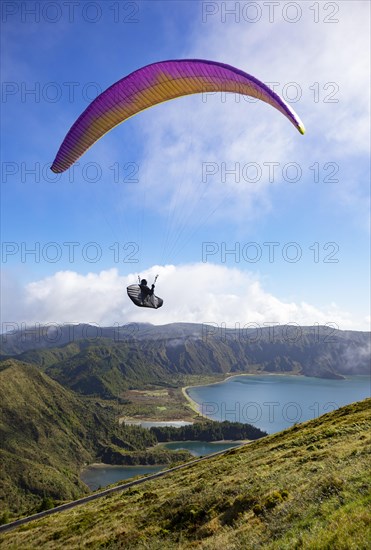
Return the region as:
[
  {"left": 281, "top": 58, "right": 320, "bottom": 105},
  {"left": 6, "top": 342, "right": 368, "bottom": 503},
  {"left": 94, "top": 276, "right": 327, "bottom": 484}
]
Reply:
[
  {"left": 99, "top": 445, "right": 192, "bottom": 465},
  {"left": 149, "top": 421, "right": 267, "bottom": 442},
  {"left": 118, "top": 424, "right": 158, "bottom": 450},
  {"left": 101, "top": 420, "right": 267, "bottom": 465}
]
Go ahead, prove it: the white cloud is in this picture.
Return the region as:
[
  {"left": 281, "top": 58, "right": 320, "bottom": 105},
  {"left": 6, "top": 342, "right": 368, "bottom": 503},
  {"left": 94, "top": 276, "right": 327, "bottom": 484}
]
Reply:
[{"left": 1, "top": 263, "right": 365, "bottom": 330}]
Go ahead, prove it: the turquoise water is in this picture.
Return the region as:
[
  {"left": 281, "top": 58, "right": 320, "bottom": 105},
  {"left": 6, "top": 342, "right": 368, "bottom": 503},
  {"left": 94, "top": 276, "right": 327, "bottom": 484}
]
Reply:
[
  {"left": 81, "top": 465, "right": 163, "bottom": 491},
  {"left": 160, "top": 440, "right": 241, "bottom": 456},
  {"left": 187, "top": 375, "right": 370, "bottom": 434},
  {"left": 82, "top": 375, "right": 369, "bottom": 490},
  {"left": 81, "top": 442, "right": 240, "bottom": 490}
]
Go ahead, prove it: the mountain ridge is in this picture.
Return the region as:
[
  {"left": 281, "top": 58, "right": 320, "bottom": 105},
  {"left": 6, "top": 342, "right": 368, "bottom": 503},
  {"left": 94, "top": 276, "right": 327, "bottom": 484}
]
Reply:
[{"left": 1, "top": 324, "right": 369, "bottom": 398}]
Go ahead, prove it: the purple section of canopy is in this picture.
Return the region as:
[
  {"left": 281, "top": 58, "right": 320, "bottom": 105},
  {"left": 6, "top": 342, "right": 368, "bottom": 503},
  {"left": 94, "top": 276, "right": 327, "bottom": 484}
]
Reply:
[{"left": 51, "top": 60, "right": 304, "bottom": 173}]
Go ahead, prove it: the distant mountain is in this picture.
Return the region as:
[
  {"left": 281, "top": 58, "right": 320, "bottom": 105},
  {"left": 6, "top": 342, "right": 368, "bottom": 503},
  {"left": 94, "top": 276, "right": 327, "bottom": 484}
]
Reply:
[
  {"left": 1, "top": 322, "right": 208, "bottom": 355},
  {"left": 1, "top": 324, "right": 369, "bottom": 398}
]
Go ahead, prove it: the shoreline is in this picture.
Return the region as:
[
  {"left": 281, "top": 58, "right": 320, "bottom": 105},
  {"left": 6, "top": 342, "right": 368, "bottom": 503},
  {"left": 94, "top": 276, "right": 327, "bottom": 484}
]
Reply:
[
  {"left": 120, "top": 372, "right": 307, "bottom": 426},
  {"left": 181, "top": 372, "right": 257, "bottom": 420},
  {"left": 182, "top": 371, "right": 304, "bottom": 421},
  {"left": 118, "top": 372, "right": 367, "bottom": 429},
  {"left": 182, "top": 374, "right": 242, "bottom": 421},
  {"left": 120, "top": 372, "right": 305, "bottom": 425},
  {"left": 81, "top": 439, "right": 247, "bottom": 473},
  {"left": 181, "top": 385, "right": 205, "bottom": 418}
]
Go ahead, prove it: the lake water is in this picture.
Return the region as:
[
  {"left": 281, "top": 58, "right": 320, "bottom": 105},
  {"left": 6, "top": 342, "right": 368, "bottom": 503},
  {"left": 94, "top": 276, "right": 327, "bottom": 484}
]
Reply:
[
  {"left": 186, "top": 375, "right": 370, "bottom": 434},
  {"left": 82, "top": 375, "right": 369, "bottom": 490},
  {"left": 81, "top": 465, "right": 163, "bottom": 491},
  {"left": 81, "top": 441, "right": 240, "bottom": 490},
  {"left": 160, "top": 441, "right": 241, "bottom": 456}
]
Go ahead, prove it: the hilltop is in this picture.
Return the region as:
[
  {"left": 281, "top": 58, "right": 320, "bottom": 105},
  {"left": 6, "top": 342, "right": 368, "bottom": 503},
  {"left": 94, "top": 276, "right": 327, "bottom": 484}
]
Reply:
[{"left": 1, "top": 398, "right": 370, "bottom": 549}]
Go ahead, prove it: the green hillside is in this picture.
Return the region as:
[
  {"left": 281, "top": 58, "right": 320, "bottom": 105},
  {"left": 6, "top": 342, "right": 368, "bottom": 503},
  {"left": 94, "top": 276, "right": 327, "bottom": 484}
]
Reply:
[
  {"left": 0, "top": 360, "right": 187, "bottom": 517},
  {"left": 0, "top": 359, "right": 121, "bottom": 515},
  {"left": 1, "top": 399, "right": 370, "bottom": 549}
]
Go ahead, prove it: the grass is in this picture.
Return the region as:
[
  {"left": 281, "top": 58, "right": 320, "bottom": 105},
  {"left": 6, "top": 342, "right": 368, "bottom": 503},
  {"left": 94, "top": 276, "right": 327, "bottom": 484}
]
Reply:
[
  {"left": 118, "top": 374, "right": 227, "bottom": 422},
  {"left": 1, "top": 398, "right": 370, "bottom": 549},
  {"left": 1, "top": 361, "right": 197, "bottom": 517}
]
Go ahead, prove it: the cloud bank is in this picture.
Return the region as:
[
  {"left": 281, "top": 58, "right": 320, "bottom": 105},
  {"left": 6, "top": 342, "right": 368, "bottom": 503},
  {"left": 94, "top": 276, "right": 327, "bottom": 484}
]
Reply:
[{"left": 1, "top": 263, "right": 367, "bottom": 331}]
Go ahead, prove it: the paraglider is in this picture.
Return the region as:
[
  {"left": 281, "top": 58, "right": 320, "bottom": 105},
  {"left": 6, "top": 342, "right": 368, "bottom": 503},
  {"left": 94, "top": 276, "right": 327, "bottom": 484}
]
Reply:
[
  {"left": 50, "top": 59, "right": 305, "bottom": 174},
  {"left": 50, "top": 59, "right": 305, "bottom": 309},
  {"left": 127, "top": 276, "right": 163, "bottom": 309}
]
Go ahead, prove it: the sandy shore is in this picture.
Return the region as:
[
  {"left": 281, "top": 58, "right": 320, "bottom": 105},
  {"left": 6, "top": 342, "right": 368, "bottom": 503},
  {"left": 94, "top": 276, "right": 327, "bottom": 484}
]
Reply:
[
  {"left": 181, "top": 386, "right": 204, "bottom": 416},
  {"left": 182, "top": 375, "right": 245, "bottom": 420},
  {"left": 181, "top": 373, "right": 254, "bottom": 420}
]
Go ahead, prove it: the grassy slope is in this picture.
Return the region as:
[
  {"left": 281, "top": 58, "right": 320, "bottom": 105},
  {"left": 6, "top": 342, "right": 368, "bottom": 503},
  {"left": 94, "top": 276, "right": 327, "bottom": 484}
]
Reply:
[
  {"left": 0, "top": 360, "right": 157, "bottom": 516},
  {"left": 1, "top": 398, "right": 370, "bottom": 549},
  {"left": 0, "top": 360, "right": 98, "bottom": 513}
]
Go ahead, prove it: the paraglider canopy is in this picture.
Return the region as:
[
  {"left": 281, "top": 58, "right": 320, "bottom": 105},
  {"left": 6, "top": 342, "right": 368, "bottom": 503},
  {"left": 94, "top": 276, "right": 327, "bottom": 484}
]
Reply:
[
  {"left": 51, "top": 59, "right": 305, "bottom": 174},
  {"left": 50, "top": 60, "right": 306, "bottom": 312}
]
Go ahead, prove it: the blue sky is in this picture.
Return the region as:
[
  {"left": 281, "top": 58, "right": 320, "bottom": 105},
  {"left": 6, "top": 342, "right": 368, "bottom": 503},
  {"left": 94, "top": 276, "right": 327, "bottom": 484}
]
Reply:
[{"left": 1, "top": 0, "right": 370, "bottom": 330}]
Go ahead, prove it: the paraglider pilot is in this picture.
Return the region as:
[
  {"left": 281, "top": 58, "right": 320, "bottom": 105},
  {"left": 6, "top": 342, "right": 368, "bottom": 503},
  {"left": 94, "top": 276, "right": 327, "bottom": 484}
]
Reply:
[
  {"left": 139, "top": 279, "right": 154, "bottom": 299},
  {"left": 127, "top": 274, "right": 163, "bottom": 309}
]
